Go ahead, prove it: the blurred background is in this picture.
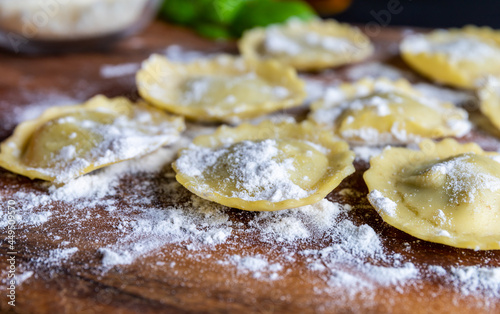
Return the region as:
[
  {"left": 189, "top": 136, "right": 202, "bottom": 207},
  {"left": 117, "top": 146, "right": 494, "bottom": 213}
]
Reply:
[
  {"left": 0, "top": 0, "right": 498, "bottom": 54},
  {"left": 333, "top": 0, "right": 500, "bottom": 29},
  {"left": 158, "top": 0, "right": 500, "bottom": 40}
]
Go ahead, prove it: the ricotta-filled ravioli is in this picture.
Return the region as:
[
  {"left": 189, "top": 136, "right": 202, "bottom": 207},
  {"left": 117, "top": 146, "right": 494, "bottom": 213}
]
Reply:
[
  {"left": 238, "top": 19, "right": 373, "bottom": 71},
  {"left": 478, "top": 76, "right": 500, "bottom": 132},
  {"left": 173, "top": 120, "right": 355, "bottom": 211},
  {"left": 365, "top": 139, "right": 500, "bottom": 250},
  {"left": 0, "top": 95, "right": 185, "bottom": 183},
  {"left": 400, "top": 26, "right": 500, "bottom": 88},
  {"left": 308, "top": 78, "right": 471, "bottom": 144},
  {"left": 136, "top": 54, "right": 305, "bottom": 123}
]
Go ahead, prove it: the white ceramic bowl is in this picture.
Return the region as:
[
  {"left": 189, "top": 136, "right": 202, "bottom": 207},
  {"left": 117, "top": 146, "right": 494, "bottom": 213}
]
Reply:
[{"left": 0, "top": 0, "right": 161, "bottom": 54}]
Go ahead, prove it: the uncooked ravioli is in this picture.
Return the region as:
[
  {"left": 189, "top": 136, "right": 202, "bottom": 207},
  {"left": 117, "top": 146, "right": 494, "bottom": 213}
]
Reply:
[
  {"left": 0, "top": 95, "right": 185, "bottom": 183},
  {"left": 136, "top": 54, "right": 305, "bottom": 123},
  {"left": 308, "top": 78, "right": 471, "bottom": 144},
  {"left": 173, "top": 120, "right": 355, "bottom": 211},
  {"left": 364, "top": 138, "right": 500, "bottom": 250},
  {"left": 239, "top": 18, "right": 373, "bottom": 71},
  {"left": 400, "top": 26, "right": 500, "bottom": 88},
  {"left": 478, "top": 76, "right": 500, "bottom": 132}
]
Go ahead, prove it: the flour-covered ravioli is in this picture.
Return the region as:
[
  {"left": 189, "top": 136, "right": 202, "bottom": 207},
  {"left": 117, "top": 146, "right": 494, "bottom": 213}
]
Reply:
[
  {"left": 401, "top": 26, "right": 500, "bottom": 88},
  {"left": 136, "top": 54, "right": 305, "bottom": 123},
  {"left": 239, "top": 19, "right": 373, "bottom": 71},
  {"left": 173, "top": 121, "right": 355, "bottom": 211},
  {"left": 478, "top": 76, "right": 500, "bottom": 132},
  {"left": 0, "top": 95, "right": 185, "bottom": 183},
  {"left": 308, "top": 78, "right": 471, "bottom": 144},
  {"left": 365, "top": 139, "right": 500, "bottom": 250}
]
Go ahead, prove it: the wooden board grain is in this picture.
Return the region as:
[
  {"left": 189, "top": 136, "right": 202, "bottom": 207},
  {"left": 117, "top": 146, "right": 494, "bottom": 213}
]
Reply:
[{"left": 0, "top": 21, "right": 499, "bottom": 314}]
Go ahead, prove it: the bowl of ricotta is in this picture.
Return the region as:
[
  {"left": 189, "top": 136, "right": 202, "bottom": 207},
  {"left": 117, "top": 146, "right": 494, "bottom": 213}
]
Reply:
[{"left": 0, "top": 0, "right": 160, "bottom": 53}]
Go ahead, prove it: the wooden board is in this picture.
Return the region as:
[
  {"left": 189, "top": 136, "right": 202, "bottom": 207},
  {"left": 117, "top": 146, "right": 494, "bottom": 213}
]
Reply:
[{"left": 0, "top": 21, "right": 499, "bottom": 314}]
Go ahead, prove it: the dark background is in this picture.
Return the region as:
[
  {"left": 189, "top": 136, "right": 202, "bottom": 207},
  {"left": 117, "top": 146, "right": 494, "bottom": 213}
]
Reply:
[{"left": 332, "top": 0, "right": 499, "bottom": 28}]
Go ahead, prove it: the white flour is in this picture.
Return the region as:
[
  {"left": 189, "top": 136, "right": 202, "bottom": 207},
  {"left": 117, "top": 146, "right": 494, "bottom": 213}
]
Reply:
[
  {"left": 37, "top": 247, "right": 79, "bottom": 266},
  {"left": 302, "top": 76, "right": 330, "bottom": 104},
  {"left": 447, "top": 266, "right": 500, "bottom": 298},
  {"left": 427, "top": 153, "right": 500, "bottom": 204},
  {"left": 401, "top": 33, "right": 500, "bottom": 63},
  {"left": 309, "top": 79, "right": 471, "bottom": 143},
  {"left": 7, "top": 98, "right": 184, "bottom": 184},
  {"left": 15, "top": 271, "right": 34, "bottom": 285},
  {"left": 219, "top": 255, "right": 284, "bottom": 280},
  {"left": 3, "top": 121, "right": 500, "bottom": 305},
  {"left": 1, "top": 61, "right": 499, "bottom": 309},
  {"left": 263, "top": 20, "right": 359, "bottom": 56},
  {"left": 368, "top": 190, "right": 397, "bottom": 217},
  {"left": 344, "top": 63, "right": 476, "bottom": 107},
  {"left": 163, "top": 45, "right": 214, "bottom": 63},
  {"left": 1, "top": 92, "right": 79, "bottom": 136},
  {"left": 352, "top": 145, "right": 383, "bottom": 162},
  {"left": 175, "top": 139, "right": 312, "bottom": 202},
  {"left": 100, "top": 62, "right": 140, "bottom": 78},
  {"left": 414, "top": 82, "right": 476, "bottom": 106},
  {"left": 99, "top": 45, "right": 213, "bottom": 79},
  {"left": 346, "top": 62, "right": 416, "bottom": 81}
]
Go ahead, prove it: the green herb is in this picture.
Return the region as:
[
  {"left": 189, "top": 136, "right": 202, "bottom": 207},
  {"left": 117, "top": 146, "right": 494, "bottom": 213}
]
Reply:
[
  {"left": 229, "top": 0, "right": 316, "bottom": 37},
  {"left": 160, "top": 0, "right": 317, "bottom": 40}
]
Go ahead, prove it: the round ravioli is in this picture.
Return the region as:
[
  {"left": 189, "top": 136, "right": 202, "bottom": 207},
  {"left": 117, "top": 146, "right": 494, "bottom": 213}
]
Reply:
[
  {"left": 173, "top": 121, "right": 355, "bottom": 211},
  {"left": 400, "top": 26, "right": 500, "bottom": 88},
  {"left": 478, "top": 76, "right": 500, "bottom": 132},
  {"left": 136, "top": 54, "right": 305, "bottom": 123},
  {"left": 238, "top": 18, "right": 373, "bottom": 71},
  {"left": 0, "top": 95, "right": 185, "bottom": 184},
  {"left": 365, "top": 138, "right": 500, "bottom": 250},
  {"left": 308, "top": 78, "right": 471, "bottom": 144}
]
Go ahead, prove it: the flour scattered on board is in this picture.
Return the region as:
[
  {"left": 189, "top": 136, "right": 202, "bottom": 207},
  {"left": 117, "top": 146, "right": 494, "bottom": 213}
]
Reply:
[
  {"left": 352, "top": 145, "right": 383, "bottom": 162},
  {"left": 163, "top": 45, "right": 214, "bottom": 63},
  {"left": 3, "top": 92, "right": 79, "bottom": 128},
  {"left": 15, "top": 271, "right": 34, "bottom": 285},
  {"left": 99, "top": 45, "right": 214, "bottom": 79},
  {"left": 4, "top": 119, "right": 500, "bottom": 304},
  {"left": 100, "top": 62, "right": 140, "bottom": 78},
  {"left": 346, "top": 62, "right": 415, "bottom": 81},
  {"left": 2, "top": 64, "right": 500, "bottom": 307},
  {"left": 219, "top": 255, "right": 284, "bottom": 280}
]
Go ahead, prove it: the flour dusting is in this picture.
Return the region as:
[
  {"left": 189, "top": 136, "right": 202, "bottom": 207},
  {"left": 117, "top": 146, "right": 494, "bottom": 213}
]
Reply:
[
  {"left": 428, "top": 153, "right": 500, "bottom": 204},
  {"left": 401, "top": 33, "right": 500, "bottom": 63},
  {"left": 100, "top": 63, "right": 140, "bottom": 78},
  {"left": 175, "top": 139, "right": 312, "bottom": 202},
  {"left": 2, "top": 81, "right": 499, "bottom": 310}
]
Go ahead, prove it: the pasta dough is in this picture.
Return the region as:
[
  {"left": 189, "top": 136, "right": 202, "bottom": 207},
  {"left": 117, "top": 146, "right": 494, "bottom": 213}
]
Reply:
[
  {"left": 478, "top": 76, "right": 500, "bottom": 132},
  {"left": 173, "top": 121, "right": 355, "bottom": 211},
  {"left": 308, "top": 78, "right": 471, "bottom": 144},
  {"left": 0, "top": 95, "right": 184, "bottom": 183},
  {"left": 400, "top": 26, "right": 500, "bottom": 88},
  {"left": 238, "top": 19, "right": 373, "bottom": 71},
  {"left": 364, "top": 139, "right": 500, "bottom": 250},
  {"left": 136, "top": 54, "right": 305, "bottom": 123}
]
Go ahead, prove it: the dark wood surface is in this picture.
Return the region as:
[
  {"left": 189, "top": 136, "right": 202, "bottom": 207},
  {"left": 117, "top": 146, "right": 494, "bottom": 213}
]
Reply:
[{"left": 0, "top": 21, "right": 499, "bottom": 314}]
